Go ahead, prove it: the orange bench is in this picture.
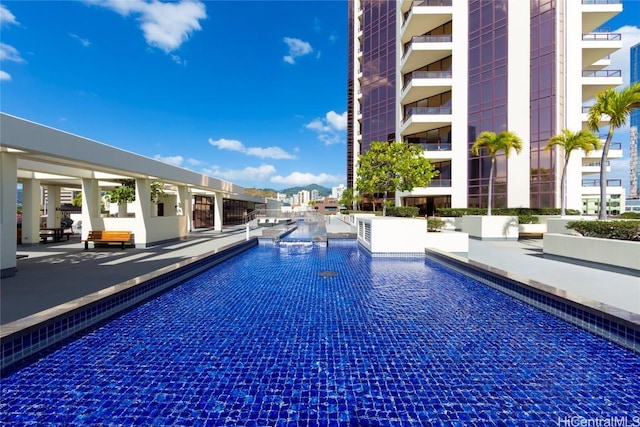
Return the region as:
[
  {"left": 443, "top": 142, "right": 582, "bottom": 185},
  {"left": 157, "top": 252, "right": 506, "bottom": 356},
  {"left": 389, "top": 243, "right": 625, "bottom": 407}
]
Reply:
[{"left": 84, "top": 231, "right": 133, "bottom": 250}]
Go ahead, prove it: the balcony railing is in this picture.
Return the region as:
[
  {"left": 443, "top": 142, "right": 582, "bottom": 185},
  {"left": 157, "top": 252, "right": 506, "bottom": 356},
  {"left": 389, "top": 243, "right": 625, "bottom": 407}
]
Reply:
[
  {"left": 582, "top": 69, "right": 621, "bottom": 77},
  {"left": 581, "top": 0, "right": 621, "bottom": 4},
  {"left": 403, "top": 107, "right": 452, "bottom": 122},
  {"left": 582, "top": 33, "right": 621, "bottom": 41},
  {"left": 428, "top": 178, "right": 452, "bottom": 187},
  {"left": 410, "top": 142, "right": 452, "bottom": 151},
  {"left": 582, "top": 179, "right": 622, "bottom": 187},
  {"left": 403, "top": 70, "right": 452, "bottom": 90},
  {"left": 584, "top": 161, "right": 610, "bottom": 167},
  {"left": 403, "top": 35, "right": 453, "bottom": 59}
]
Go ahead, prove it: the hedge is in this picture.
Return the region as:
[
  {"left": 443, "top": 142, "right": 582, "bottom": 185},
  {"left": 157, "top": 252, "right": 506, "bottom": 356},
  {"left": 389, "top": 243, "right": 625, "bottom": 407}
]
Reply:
[
  {"left": 434, "top": 208, "right": 580, "bottom": 217},
  {"left": 386, "top": 206, "right": 420, "bottom": 217},
  {"left": 566, "top": 220, "right": 640, "bottom": 241}
]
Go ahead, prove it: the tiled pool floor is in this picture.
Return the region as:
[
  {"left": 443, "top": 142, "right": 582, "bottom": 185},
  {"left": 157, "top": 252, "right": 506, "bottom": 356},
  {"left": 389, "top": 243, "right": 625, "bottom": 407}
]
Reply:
[{"left": 1, "top": 245, "right": 639, "bottom": 426}]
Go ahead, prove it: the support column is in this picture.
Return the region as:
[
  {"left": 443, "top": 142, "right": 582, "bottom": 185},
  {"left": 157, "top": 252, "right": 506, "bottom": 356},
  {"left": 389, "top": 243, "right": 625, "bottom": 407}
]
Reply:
[
  {"left": 1, "top": 152, "right": 18, "bottom": 278},
  {"left": 176, "top": 185, "right": 189, "bottom": 236},
  {"left": 21, "top": 178, "right": 41, "bottom": 245},
  {"left": 213, "top": 192, "right": 223, "bottom": 232},
  {"left": 133, "top": 178, "right": 150, "bottom": 246},
  {"left": 81, "top": 178, "right": 102, "bottom": 238},
  {"left": 46, "top": 185, "right": 61, "bottom": 228}
]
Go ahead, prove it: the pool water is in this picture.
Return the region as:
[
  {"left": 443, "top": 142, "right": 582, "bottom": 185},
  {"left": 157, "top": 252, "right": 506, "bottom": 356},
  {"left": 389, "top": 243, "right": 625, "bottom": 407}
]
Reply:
[{"left": 1, "top": 244, "right": 639, "bottom": 426}]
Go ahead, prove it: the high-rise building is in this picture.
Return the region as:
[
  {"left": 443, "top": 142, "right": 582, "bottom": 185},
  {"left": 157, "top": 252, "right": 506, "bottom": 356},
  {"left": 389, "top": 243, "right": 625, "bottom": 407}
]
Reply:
[
  {"left": 630, "top": 42, "right": 639, "bottom": 198},
  {"left": 348, "top": 0, "right": 624, "bottom": 215}
]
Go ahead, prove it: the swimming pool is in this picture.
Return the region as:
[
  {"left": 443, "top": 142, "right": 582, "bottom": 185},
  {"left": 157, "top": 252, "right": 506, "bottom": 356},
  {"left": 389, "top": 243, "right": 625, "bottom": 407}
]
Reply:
[{"left": 1, "top": 243, "right": 639, "bottom": 426}]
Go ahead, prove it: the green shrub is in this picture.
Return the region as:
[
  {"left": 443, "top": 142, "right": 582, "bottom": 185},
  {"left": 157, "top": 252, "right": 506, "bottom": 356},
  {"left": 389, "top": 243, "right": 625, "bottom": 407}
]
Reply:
[
  {"left": 566, "top": 220, "right": 640, "bottom": 241},
  {"left": 434, "top": 207, "right": 580, "bottom": 217},
  {"left": 517, "top": 215, "right": 539, "bottom": 224},
  {"left": 427, "top": 218, "right": 446, "bottom": 231},
  {"left": 386, "top": 206, "right": 419, "bottom": 217},
  {"left": 617, "top": 212, "right": 640, "bottom": 219}
]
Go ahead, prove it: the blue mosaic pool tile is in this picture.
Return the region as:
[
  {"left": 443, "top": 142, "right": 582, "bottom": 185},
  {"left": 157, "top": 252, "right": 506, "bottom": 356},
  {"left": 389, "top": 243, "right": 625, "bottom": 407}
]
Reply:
[{"left": 1, "top": 245, "right": 639, "bottom": 426}]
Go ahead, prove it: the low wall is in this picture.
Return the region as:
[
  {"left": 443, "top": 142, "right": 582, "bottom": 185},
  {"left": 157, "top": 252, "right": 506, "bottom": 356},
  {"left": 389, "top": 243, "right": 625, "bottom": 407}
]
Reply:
[
  {"left": 543, "top": 233, "right": 640, "bottom": 275},
  {"left": 356, "top": 216, "right": 468, "bottom": 254},
  {"left": 546, "top": 217, "right": 595, "bottom": 235},
  {"left": 462, "top": 215, "right": 519, "bottom": 241}
]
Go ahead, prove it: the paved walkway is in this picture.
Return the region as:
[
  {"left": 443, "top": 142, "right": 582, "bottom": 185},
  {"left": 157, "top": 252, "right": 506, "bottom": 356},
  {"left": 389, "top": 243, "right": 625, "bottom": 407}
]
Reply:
[{"left": 2, "top": 221, "right": 638, "bottom": 327}]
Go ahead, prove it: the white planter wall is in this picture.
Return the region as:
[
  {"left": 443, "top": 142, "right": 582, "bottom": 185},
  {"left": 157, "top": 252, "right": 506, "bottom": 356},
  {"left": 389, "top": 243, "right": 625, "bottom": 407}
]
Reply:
[
  {"left": 356, "top": 217, "right": 468, "bottom": 254},
  {"left": 543, "top": 233, "right": 640, "bottom": 273},
  {"left": 462, "top": 215, "right": 519, "bottom": 241}
]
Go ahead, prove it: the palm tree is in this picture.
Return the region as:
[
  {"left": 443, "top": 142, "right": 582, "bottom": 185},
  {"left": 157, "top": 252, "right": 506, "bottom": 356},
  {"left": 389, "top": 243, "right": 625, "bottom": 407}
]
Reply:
[
  {"left": 545, "top": 129, "right": 601, "bottom": 216},
  {"left": 587, "top": 82, "right": 640, "bottom": 220},
  {"left": 471, "top": 131, "right": 523, "bottom": 215}
]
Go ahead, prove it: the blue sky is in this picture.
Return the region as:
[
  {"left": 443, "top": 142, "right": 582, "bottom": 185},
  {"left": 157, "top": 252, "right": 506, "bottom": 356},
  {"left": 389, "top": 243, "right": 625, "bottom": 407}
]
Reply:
[
  {"left": 0, "top": 0, "right": 348, "bottom": 190},
  {"left": 1, "top": 1, "right": 639, "bottom": 192}
]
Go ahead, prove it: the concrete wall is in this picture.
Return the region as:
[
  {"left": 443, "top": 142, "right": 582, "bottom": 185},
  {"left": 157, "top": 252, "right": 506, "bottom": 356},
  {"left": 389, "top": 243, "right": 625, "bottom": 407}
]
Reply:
[{"left": 543, "top": 233, "right": 640, "bottom": 274}]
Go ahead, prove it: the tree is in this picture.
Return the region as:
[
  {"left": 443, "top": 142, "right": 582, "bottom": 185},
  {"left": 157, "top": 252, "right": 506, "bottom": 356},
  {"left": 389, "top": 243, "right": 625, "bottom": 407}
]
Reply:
[
  {"left": 339, "top": 187, "right": 354, "bottom": 210},
  {"left": 356, "top": 141, "right": 437, "bottom": 216},
  {"left": 470, "top": 131, "right": 523, "bottom": 216},
  {"left": 588, "top": 82, "right": 640, "bottom": 220},
  {"left": 545, "top": 129, "right": 601, "bottom": 216},
  {"left": 104, "top": 179, "right": 136, "bottom": 205}
]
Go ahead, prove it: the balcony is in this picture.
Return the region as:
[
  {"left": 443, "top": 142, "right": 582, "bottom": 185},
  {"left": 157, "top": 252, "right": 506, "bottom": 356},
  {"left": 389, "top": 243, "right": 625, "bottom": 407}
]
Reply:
[
  {"left": 401, "top": 2, "right": 452, "bottom": 44},
  {"left": 582, "top": 178, "right": 622, "bottom": 187},
  {"left": 401, "top": 0, "right": 452, "bottom": 14},
  {"left": 582, "top": 160, "right": 610, "bottom": 174},
  {"left": 582, "top": 33, "right": 622, "bottom": 68},
  {"left": 427, "top": 178, "right": 452, "bottom": 188},
  {"left": 585, "top": 142, "right": 623, "bottom": 160},
  {"left": 581, "top": 69, "right": 622, "bottom": 101},
  {"left": 401, "top": 71, "right": 453, "bottom": 105},
  {"left": 581, "top": 0, "right": 623, "bottom": 34},
  {"left": 400, "top": 106, "right": 452, "bottom": 135},
  {"left": 401, "top": 35, "right": 453, "bottom": 74}
]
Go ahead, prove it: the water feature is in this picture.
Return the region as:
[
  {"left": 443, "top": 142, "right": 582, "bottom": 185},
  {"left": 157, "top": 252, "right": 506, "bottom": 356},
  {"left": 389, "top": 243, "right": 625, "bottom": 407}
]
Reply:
[{"left": 1, "top": 244, "right": 638, "bottom": 425}]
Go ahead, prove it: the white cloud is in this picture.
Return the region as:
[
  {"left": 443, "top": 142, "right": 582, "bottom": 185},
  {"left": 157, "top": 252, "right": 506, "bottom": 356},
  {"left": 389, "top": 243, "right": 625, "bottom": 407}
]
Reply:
[
  {"left": 283, "top": 37, "right": 313, "bottom": 64},
  {"left": 270, "top": 172, "right": 343, "bottom": 186},
  {"left": 0, "top": 43, "right": 23, "bottom": 62},
  {"left": 208, "top": 138, "right": 296, "bottom": 159},
  {"left": 187, "top": 158, "right": 204, "bottom": 166},
  {"left": 203, "top": 164, "right": 277, "bottom": 182},
  {"left": 69, "top": 33, "right": 91, "bottom": 47},
  {"left": 305, "top": 110, "right": 347, "bottom": 145},
  {"left": 153, "top": 154, "right": 184, "bottom": 166},
  {"left": 610, "top": 25, "right": 640, "bottom": 88},
  {"left": 0, "top": 70, "right": 11, "bottom": 81},
  {"left": 86, "top": 0, "right": 206, "bottom": 53},
  {"left": 0, "top": 4, "right": 18, "bottom": 27}
]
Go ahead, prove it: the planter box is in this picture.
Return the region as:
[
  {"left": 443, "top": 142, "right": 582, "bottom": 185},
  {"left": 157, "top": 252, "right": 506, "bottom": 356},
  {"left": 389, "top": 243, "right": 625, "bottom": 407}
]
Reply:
[
  {"left": 437, "top": 216, "right": 463, "bottom": 231},
  {"left": 546, "top": 217, "right": 595, "bottom": 235},
  {"left": 462, "top": 215, "right": 519, "bottom": 241},
  {"left": 543, "top": 233, "right": 640, "bottom": 275},
  {"left": 518, "top": 223, "right": 546, "bottom": 237},
  {"left": 425, "top": 230, "right": 468, "bottom": 253},
  {"left": 356, "top": 217, "right": 468, "bottom": 254}
]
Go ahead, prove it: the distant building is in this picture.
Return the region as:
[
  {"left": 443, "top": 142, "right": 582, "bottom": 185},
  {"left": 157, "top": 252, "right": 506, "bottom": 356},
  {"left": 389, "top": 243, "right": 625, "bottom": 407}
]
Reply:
[
  {"left": 311, "top": 189, "right": 319, "bottom": 201},
  {"left": 332, "top": 184, "right": 346, "bottom": 200},
  {"left": 313, "top": 197, "right": 340, "bottom": 214}
]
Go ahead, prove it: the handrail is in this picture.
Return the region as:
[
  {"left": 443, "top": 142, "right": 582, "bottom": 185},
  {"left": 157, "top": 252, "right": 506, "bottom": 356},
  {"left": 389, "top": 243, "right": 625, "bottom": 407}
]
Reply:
[
  {"left": 403, "top": 107, "right": 452, "bottom": 122},
  {"left": 582, "top": 179, "right": 622, "bottom": 187},
  {"left": 581, "top": 0, "right": 621, "bottom": 4},
  {"left": 402, "top": 71, "right": 453, "bottom": 90},
  {"left": 582, "top": 33, "right": 621, "bottom": 41},
  {"left": 582, "top": 69, "right": 621, "bottom": 77}
]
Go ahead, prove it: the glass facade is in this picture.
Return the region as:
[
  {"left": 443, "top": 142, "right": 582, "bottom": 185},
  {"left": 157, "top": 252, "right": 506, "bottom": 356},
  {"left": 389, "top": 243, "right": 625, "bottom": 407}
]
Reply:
[
  {"left": 529, "top": 0, "right": 557, "bottom": 208},
  {"left": 347, "top": 0, "right": 355, "bottom": 189},
  {"left": 360, "top": 0, "right": 396, "bottom": 150},
  {"left": 467, "top": 1, "right": 509, "bottom": 208}
]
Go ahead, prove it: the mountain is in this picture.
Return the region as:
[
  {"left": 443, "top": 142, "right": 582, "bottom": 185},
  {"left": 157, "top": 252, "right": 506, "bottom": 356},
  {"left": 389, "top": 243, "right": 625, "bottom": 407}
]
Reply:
[{"left": 245, "top": 184, "right": 332, "bottom": 198}]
